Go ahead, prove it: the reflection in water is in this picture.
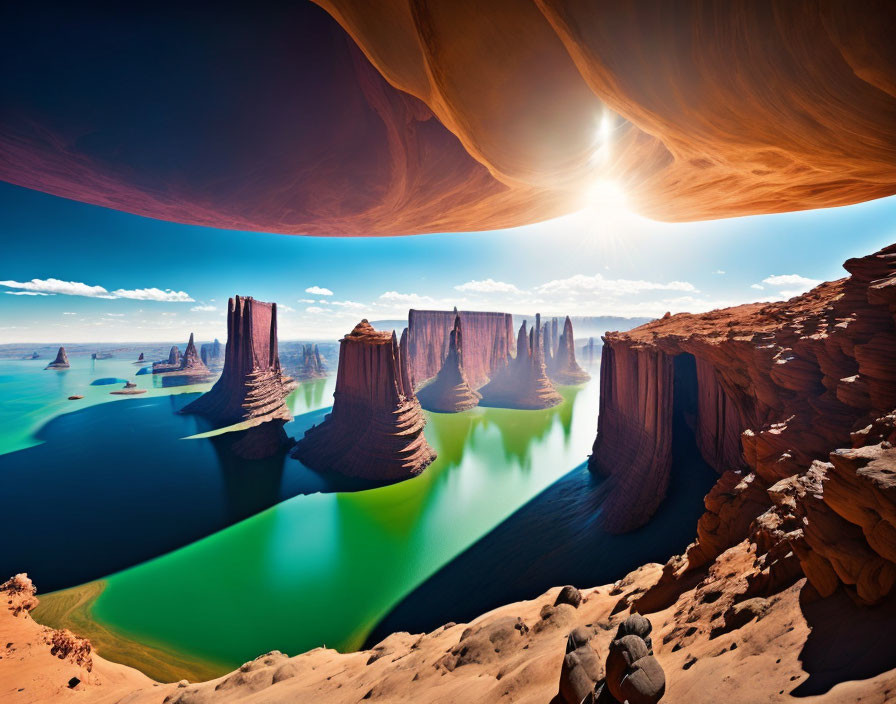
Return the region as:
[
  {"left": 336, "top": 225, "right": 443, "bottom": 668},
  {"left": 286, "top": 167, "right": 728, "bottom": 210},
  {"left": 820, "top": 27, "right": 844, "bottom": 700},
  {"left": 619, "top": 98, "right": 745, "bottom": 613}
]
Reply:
[{"left": 74, "top": 380, "right": 601, "bottom": 678}]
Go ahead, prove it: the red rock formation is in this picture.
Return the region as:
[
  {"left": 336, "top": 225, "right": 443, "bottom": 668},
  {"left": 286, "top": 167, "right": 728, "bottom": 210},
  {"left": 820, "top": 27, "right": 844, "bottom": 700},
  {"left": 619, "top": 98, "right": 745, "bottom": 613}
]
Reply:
[
  {"left": 291, "top": 320, "right": 436, "bottom": 480},
  {"left": 417, "top": 315, "right": 481, "bottom": 413},
  {"left": 479, "top": 315, "right": 563, "bottom": 410},
  {"left": 178, "top": 333, "right": 209, "bottom": 373},
  {"left": 407, "top": 309, "right": 514, "bottom": 390},
  {"left": 582, "top": 337, "right": 598, "bottom": 368},
  {"left": 5, "top": 3, "right": 894, "bottom": 234},
  {"left": 182, "top": 297, "right": 296, "bottom": 458},
  {"left": 550, "top": 316, "right": 591, "bottom": 386},
  {"left": 152, "top": 345, "right": 181, "bottom": 373},
  {"left": 296, "top": 344, "right": 327, "bottom": 381},
  {"left": 594, "top": 243, "right": 896, "bottom": 605},
  {"left": 44, "top": 347, "right": 69, "bottom": 370}
]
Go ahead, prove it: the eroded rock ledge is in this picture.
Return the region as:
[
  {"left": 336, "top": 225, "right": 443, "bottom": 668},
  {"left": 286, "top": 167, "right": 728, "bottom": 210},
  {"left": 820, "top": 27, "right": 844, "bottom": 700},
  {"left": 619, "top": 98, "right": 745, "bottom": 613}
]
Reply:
[{"left": 591, "top": 243, "right": 896, "bottom": 607}]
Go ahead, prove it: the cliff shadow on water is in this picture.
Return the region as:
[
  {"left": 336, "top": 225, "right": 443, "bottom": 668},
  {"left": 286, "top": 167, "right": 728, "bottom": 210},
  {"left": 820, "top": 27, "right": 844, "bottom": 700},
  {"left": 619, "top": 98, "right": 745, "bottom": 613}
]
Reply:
[
  {"left": 366, "top": 353, "right": 716, "bottom": 646},
  {"left": 0, "top": 392, "right": 381, "bottom": 593}
]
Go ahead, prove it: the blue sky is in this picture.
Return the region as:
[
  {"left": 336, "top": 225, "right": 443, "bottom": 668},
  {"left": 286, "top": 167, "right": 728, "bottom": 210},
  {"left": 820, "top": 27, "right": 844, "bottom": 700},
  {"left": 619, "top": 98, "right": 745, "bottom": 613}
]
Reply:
[{"left": 1, "top": 181, "right": 895, "bottom": 342}]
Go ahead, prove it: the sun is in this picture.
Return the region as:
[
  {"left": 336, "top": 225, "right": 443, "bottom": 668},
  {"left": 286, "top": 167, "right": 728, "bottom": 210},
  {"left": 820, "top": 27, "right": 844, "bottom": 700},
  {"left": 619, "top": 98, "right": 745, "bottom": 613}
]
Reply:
[{"left": 582, "top": 179, "right": 630, "bottom": 218}]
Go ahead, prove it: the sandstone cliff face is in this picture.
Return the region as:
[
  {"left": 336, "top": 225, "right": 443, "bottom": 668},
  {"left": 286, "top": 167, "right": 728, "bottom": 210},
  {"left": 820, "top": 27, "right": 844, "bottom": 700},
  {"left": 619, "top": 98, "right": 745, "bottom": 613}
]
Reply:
[
  {"left": 417, "top": 315, "right": 481, "bottom": 413},
  {"left": 479, "top": 315, "right": 563, "bottom": 410},
  {"left": 291, "top": 320, "right": 436, "bottom": 480},
  {"left": 408, "top": 309, "right": 514, "bottom": 390},
  {"left": 549, "top": 316, "right": 591, "bottom": 386},
  {"left": 182, "top": 297, "right": 296, "bottom": 458},
  {"left": 593, "top": 244, "right": 896, "bottom": 605},
  {"left": 296, "top": 344, "right": 327, "bottom": 381},
  {"left": 44, "top": 347, "right": 69, "bottom": 370}
]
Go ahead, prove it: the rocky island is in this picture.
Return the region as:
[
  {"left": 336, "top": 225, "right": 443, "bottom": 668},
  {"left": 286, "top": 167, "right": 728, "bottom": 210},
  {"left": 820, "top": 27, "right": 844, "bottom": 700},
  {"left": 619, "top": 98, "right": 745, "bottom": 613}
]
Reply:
[
  {"left": 43, "top": 347, "right": 69, "bottom": 370},
  {"left": 549, "top": 316, "right": 591, "bottom": 386},
  {"left": 416, "top": 314, "right": 481, "bottom": 413},
  {"left": 292, "top": 320, "right": 436, "bottom": 480}
]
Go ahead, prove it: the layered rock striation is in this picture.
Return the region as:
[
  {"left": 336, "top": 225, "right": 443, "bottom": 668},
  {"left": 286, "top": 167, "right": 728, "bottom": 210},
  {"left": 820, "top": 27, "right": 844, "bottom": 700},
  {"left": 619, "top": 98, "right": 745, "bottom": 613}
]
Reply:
[
  {"left": 182, "top": 297, "right": 296, "bottom": 458},
  {"left": 591, "top": 243, "right": 896, "bottom": 605},
  {"left": 479, "top": 314, "right": 562, "bottom": 410},
  {"left": 549, "top": 316, "right": 590, "bottom": 386},
  {"left": 44, "top": 347, "right": 69, "bottom": 370},
  {"left": 408, "top": 309, "right": 514, "bottom": 390},
  {"left": 416, "top": 315, "right": 481, "bottom": 413},
  {"left": 292, "top": 320, "right": 436, "bottom": 480}
]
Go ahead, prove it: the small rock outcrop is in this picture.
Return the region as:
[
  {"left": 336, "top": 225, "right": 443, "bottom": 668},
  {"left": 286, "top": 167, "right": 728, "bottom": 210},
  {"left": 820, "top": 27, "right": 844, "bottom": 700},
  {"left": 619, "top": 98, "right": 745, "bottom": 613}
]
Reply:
[
  {"left": 549, "top": 316, "right": 590, "bottom": 385},
  {"left": 1, "top": 573, "right": 38, "bottom": 616},
  {"left": 152, "top": 345, "right": 181, "bottom": 373},
  {"left": 557, "top": 616, "right": 664, "bottom": 704},
  {"left": 291, "top": 320, "right": 436, "bottom": 480},
  {"left": 296, "top": 343, "right": 327, "bottom": 381},
  {"left": 479, "top": 314, "right": 562, "bottom": 410},
  {"left": 182, "top": 296, "right": 296, "bottom": 458},
  {"left": 44, "top": 346, "right": 69, "bottom": 370},
  {"left": 417, "top": 315, "right": 481, "bottom": 413}
]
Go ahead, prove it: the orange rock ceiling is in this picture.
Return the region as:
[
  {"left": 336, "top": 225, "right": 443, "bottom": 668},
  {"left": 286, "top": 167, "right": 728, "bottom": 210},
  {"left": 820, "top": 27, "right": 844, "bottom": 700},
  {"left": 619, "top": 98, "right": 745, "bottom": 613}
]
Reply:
[{"left": 1, "top": 1, "right": 894, "bottom": 234}]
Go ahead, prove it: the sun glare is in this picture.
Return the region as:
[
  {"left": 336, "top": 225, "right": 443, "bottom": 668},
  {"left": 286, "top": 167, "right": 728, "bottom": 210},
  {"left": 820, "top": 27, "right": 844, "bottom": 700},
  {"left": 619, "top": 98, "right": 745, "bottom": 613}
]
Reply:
[{"left": 583, "top": 179, "right": 629, "bottom": 217}]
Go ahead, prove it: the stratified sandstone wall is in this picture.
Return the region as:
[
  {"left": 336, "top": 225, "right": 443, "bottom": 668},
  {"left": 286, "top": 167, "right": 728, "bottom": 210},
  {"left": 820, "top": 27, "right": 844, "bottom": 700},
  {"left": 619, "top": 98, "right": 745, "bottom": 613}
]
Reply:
[
  {"left": 292, "top": 320, "right": 436, "bottom": 480},
  {"left": 183, "top": 296, "right": 293, "bottom": 424},
  {"left": 593, "top": 244, "right": 896, "bottom": 604},
  {"left": 417, "top": 315, "right": 481, "bottom": 413},
  {"left": 479, "top": 315, "right": 562, "bottom": 410},
  {"left": 408, "top": 310, "right": 514, "bottom": 390}
]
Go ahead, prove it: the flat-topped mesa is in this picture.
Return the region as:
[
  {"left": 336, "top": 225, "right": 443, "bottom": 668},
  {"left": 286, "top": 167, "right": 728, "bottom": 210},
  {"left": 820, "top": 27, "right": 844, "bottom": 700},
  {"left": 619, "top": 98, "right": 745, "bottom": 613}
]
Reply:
[
  {"left": 291, "top": 320, "right": 436, "bottom": 480},
  {"left": 296, "top": 343, "right": 328, "bottom": 381},
  {"left": 407, "top": 309, "right": 514, "bottom": 390},
  {"left": 591, "top": 243, "right": 896, "bottom": 605},
  {"left": 417, "top": 315, "right": 481, "bottom": 413},
  {"left": 200, "top": 338, "right": 224, "bottom": 368},
  {"left": 182, "top": 296, "right": 295, "bottom": 426},
  {"left": 44, "top": 346, "right": 69, "bottom": 370},
  {"left": 479, "top": 314, "right": 563, "bottom": 410},
  {"left": 152, "top": 345, "right": 181, "bottom": 373},
  {"left": 550, "top": 317, "right": 591, "bottom": 385}
]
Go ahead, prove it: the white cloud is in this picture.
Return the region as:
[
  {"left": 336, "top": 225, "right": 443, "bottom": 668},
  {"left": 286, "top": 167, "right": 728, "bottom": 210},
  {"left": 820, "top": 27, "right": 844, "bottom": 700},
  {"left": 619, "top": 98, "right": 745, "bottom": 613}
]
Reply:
[
  {"left": 191, "top": 305, "right": 217, "bottom": 312},
  {"left": 535, "top": 273, "right": 697, "bottom": 296},
  {"left": 454, "top": 278, "right": 522, "bottom": 294},
  {"left": 111, "top": 287, "right": 193, "bottom": 302},
  {"left": 330, "top": 300, "right": 366, "bottom": 309},
  {"left": 761, "top": 274, "right": 821, "bottom": 289},
  {"left": 0, "top": 278, "right": 193, "bottom": 302},
  {"left": 278, "top": 304, "right": 295, "bottom": 312},
  {"left": 378, "top": 291, "right": 437, "bottom": 306},
  {"left": 63, "top": 311, "right": 77, "bottom": 315},
  {"left": 5, "top": 291, "right": 52, "bottom": 296},
  {"left": 105, "top": 313, "right": 125, "bottom": 317},
  {"left": 305, "top": 286, "right": 333, "bottom": 296},
  {"left": 297, "top": 298, "right": 315, "bottom": 304},
  {"left": 714, "top": 270, "right": 726, "bottom": 275},
  {"left": 305, "top": 306, "right": 325, "bottom": 314},
  {"left": 750, "top": 283, "right": 765, "bottom": 290},
  {"left": 317, "top": 299, "right": 329, "bottom": 304}
]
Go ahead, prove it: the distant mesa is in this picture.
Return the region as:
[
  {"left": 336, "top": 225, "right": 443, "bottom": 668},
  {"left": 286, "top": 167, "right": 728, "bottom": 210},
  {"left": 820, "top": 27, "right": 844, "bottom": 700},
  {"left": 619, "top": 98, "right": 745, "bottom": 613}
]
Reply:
[
  {"left": 200, "top": 338, "right": 224, "bottom": 369},
  {"left": 292, "top": 320, "right": 436, "bottom": 480},
  {"left": 407, "top": 309, "right": 515, "bottom": 390},
  {"left": 152, "top": 334, "right": 213, "bottom": 381},
  {"left": 24, "top": 351, "right": 39, "bottom": 360},
  {"left": 44, "top": 347, "right": 69, "bottom": 370},
  {"left": 580, "top": 337, "right": 599, "bottom": 368},
  {"left": 417, "top": 314, "right": 481, "bottom": 413},
  {"left": 479, "top": 314, "right": 563, "bottom": 410},
  {"left": 182, "top": 296, "right": 297, "bottom": 459},
  {"left": 91, "top": 351, "right": 113, "bottom": 360},
  {"left": 296, "top": 343, "right": 328, "bottom": 381},
  {"left": 549, "top": 317, "right": 591, "bottom": 386},
  {"left": 132, "top": 352, "right": 145, "bottom": 365}
]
